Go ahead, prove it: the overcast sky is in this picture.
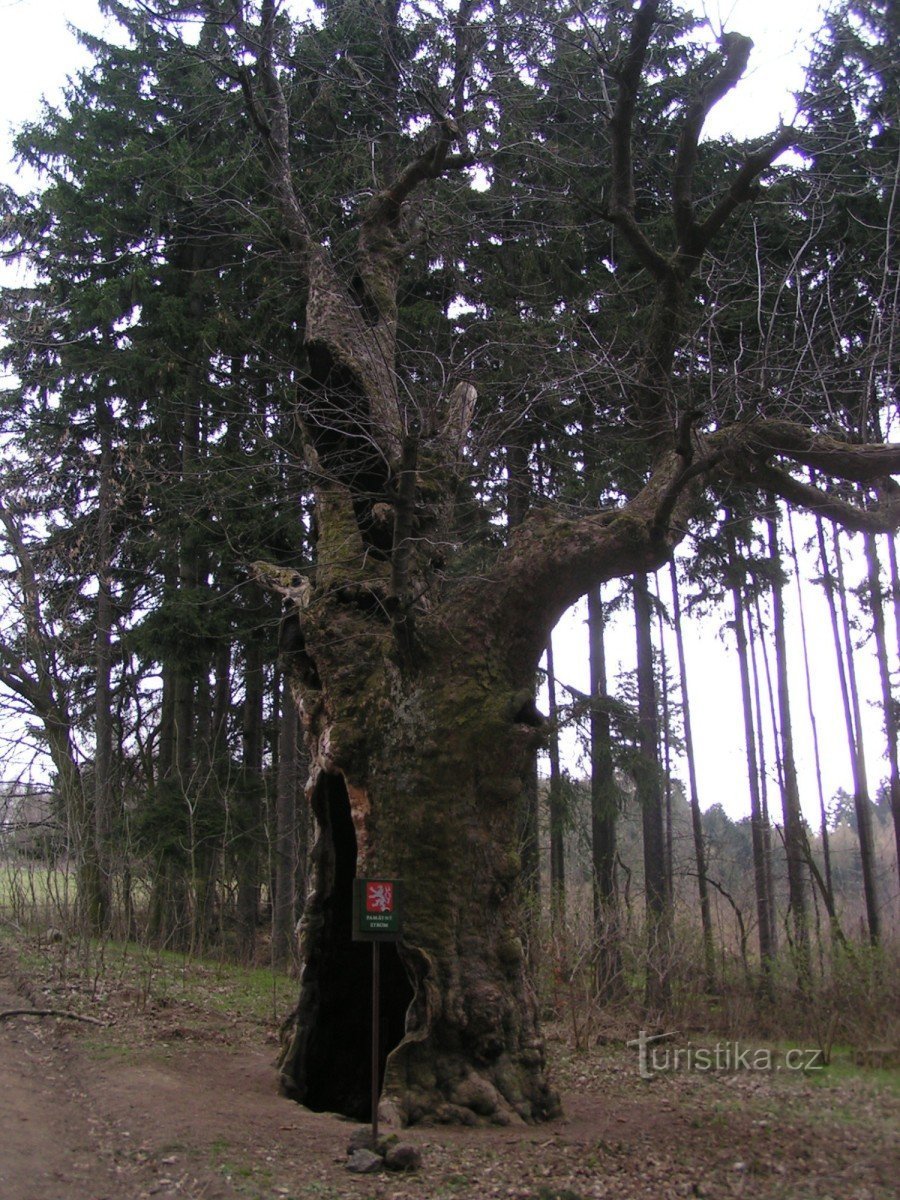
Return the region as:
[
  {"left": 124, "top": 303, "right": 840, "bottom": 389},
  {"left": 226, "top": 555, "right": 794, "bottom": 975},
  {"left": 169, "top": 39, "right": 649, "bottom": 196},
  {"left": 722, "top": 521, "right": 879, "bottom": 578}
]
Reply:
[{"left": 2, "top": 0, "right": 894, "bottom": 827}]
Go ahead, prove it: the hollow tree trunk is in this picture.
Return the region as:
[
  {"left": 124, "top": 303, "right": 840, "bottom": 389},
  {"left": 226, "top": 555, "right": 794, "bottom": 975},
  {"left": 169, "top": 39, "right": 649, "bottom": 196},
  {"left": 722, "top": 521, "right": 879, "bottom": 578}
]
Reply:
[
  {"left": 274, "top": 587, "right": 561, "bottom": 1127},
  {"left": 228, "top": 0, "right": 900, "bottom": 1133}
]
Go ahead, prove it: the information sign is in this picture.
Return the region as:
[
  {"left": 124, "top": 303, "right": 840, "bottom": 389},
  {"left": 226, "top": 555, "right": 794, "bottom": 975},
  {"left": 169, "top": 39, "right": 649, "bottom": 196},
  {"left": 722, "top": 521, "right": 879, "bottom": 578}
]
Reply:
[{"left": 352, "top": 878, "right": 403, "bottom": 941}]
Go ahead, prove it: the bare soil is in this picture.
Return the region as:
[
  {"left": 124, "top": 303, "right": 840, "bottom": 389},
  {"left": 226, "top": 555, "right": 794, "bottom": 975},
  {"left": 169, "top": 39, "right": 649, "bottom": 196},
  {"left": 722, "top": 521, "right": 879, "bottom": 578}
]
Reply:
[{"left": 0, "top": 941, "right": 897, "bottom": 1200}]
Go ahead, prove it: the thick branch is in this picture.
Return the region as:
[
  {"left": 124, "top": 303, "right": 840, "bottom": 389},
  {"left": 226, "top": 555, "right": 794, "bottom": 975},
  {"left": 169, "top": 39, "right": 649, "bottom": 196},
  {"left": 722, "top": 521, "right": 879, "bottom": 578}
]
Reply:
[
  {"left": 673, "top": 33, "right": 753, "bottom": 252},
  {"left": 610, "top": 0, "right": 659, "bottom": 215},
  {"left": 365, "top": 133, "right": 472, "bottom": 231},
  {"left": 731, "top": 419, "right": 900, "bottom": 481},
  {"left": 459, "top": 420, "right": 900, "bottom": 674},
  {"left": 748, "top": 464, "right": 900, "bottom": 534},
  {"left": 237, "top": 0, "right": 314, "bottom": 267},
  {"left": 606, "top": 0, "right": 670, "bottom": 281},
  {"left": 693, "top": 127, "right": 796, "bottom": 252}
]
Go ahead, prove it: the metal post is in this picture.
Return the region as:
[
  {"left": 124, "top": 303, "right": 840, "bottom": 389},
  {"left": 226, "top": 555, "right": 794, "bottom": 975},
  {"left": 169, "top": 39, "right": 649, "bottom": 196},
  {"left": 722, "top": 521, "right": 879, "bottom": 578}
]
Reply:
[{"left": 371, "top": 940, "right": 380, "bottom": 1145}]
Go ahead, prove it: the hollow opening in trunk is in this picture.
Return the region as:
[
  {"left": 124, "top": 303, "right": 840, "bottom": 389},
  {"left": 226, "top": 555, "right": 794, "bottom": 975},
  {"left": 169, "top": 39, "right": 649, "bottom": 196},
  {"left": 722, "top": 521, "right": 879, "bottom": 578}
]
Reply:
[{"left": 303, "top": 773, "right": 414, "bottom": 1120}]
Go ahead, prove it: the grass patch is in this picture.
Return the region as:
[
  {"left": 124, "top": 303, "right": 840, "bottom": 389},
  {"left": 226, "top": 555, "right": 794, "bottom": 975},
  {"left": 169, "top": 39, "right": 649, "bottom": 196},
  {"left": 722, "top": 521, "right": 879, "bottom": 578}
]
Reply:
[
  {"left": 97, "top": 942, "right": 292, "bottom": 1024},
  {"left": 802, "top": 1051, "right": 900, "bottom": 1097},
  {"left": 0, "top": 859, "right": 76, "bottom": 922}
]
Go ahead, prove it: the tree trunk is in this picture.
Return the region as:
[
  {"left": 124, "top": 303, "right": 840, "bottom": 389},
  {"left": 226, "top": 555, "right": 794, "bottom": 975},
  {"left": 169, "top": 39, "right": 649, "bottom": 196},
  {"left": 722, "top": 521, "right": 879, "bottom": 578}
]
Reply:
[
  {"left": 669, "top": 560, "right": 715, "bottom": 990},
  {"left": 546, "top": 636, "right": 566, "bottom": 936},
  {"left": 654, "top": 577, "right": 674, "bottom": 906},
  {"left": 787, "top": 509, "right": 833, "bottom": 907},
  {"left": 91, "top": 395, "right": 115, "bottom": 932},
  {"left": 273, "top": 675, "right": 300, "bottom": 969},
  {"left": 587, "top": 585, "right": 622, "bottom": 998},
  {"left": 726, "top": 518, "right": 775, "bottom": 976},
  {"left": 633, "top": 572, "right": 670, "bottom": 1009},
  {"left": 237, "top": 601, "right": 266, "bottom": 962},
  {"left": 864, "top": 532, "right": 900, "bottom": 877},
  {"left": 748, "top": 594, "right": 778, "bottom": 955},
  {"left": 766, "top": 510, "right": 810, "bottom": 981},
  {"left": 507, "top": 441, "right": 540, "bottom": 932},
  {"left": 274, "top": 587, "right": 561, "bottom": 1126},
  {"left": 833, "top": 528, "right": 880, "bottom": 943}
]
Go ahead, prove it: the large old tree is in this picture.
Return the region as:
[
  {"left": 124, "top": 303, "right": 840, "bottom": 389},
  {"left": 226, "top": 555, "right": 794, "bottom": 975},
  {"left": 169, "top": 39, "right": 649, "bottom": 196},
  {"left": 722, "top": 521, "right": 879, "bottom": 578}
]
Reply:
[{"left": 98, "top": 0, "right": 898, "bottom": 1124}]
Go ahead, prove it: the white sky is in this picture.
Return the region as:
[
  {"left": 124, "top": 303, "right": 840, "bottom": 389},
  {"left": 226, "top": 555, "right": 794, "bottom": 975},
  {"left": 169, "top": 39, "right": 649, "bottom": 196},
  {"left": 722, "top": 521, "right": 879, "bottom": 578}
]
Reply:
[{"left": 1, "top": 0, "right": 896, "bottom": 826}]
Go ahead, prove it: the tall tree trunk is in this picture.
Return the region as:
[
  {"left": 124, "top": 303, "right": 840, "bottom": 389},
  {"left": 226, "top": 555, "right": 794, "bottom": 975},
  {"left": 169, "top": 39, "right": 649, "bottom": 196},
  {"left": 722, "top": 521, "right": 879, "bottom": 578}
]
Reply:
[
  {"left": 654, "top": 576, "right": 674, "bottom": 906},
  {"left": 587, "top": 584, "right": 622, "bottom": 998},
  {"left": 507, "top": 442, "right": 540, "bottom": 928},
  {"left": 887, "top": 534, "right": 900, "bottom": 661},
  {"left": 273, "top": 674, "right": 300, "bottom": 969},
  {"left": 633, "top": 572, "right": 670, "bottom": 1009},
  {"left": 546, "top": 636, "right": 566, "bottom": 936},
  {"left": 726, "top": 518, "right": 775, "bottom": 977},
  {"left": 767, "top": 510, "right": 811, "bottom": 981},
  {"left": 833, "top": 528, "right": 880, "bottom": 944},
  {"left": 237, "top": 590, "right": 266, "bottom": 962},
  {"left": 669, "top": 560, "right": 715, "bottom": 989},
  {"left": 787, "top": 509, "right": 833, "bottom": 906},
  {"left": 91, "top": 394, "right": 115, "bottom": 932},
  {"left": 864, "top": 532, "right": 900, "bottom": 876},
  {"left": 748, "top": 594, "right": 779, "bottom": 955}
]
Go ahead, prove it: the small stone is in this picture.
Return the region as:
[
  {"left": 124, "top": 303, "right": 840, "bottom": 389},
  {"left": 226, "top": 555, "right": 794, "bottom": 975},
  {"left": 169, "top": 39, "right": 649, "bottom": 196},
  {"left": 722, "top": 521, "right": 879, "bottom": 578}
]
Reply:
[
  {"left": 346, "top": 1148, "right": 382, "bottom": 1175},
  {"left": 384, "top": 1142, "right": 422, "bottom": 1172},
  {"left": 346, "top": 1127, "right": 375, "bottom": 1155}
]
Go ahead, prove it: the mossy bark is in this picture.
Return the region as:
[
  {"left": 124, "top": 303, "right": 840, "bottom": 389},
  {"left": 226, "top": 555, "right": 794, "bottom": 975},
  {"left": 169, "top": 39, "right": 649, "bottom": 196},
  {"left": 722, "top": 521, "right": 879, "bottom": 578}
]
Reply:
[{"left": 274, "top": 584, "right": 560, "bottom": 1126}]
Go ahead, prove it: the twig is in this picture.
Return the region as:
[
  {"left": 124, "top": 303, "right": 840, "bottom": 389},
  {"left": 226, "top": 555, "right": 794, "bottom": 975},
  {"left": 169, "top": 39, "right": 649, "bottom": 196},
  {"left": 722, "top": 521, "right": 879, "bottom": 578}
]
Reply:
[{"left": 0, "top": 1008, "right": 104, "bottom": 1025}]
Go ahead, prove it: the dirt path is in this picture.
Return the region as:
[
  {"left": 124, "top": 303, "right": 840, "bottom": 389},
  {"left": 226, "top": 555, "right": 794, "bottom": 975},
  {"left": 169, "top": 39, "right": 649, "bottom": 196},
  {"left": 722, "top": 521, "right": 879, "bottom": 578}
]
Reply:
[{"left": 0, "top": 944, "right": 897, "bottom": 1200}]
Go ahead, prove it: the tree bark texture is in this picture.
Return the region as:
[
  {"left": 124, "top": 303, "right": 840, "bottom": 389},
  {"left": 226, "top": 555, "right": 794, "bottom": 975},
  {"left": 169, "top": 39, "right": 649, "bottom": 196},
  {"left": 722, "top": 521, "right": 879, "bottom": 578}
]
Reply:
[{"left": 273, "top": 577, "right": 561, "bottom": 1126}]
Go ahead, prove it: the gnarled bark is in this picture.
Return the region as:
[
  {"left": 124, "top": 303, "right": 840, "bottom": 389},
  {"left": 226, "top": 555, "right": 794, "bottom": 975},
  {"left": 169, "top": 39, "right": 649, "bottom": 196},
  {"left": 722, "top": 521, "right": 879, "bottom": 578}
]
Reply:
[{"left": 271, "top": 572, "right": 560, "bottom": 1126}]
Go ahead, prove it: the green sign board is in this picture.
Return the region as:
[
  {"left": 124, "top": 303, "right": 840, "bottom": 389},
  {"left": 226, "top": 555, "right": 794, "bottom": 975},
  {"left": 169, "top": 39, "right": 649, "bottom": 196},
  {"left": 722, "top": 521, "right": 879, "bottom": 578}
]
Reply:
[{"left": 352, "top": 878, "right": 403, "bottom": 941}]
